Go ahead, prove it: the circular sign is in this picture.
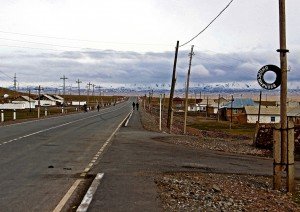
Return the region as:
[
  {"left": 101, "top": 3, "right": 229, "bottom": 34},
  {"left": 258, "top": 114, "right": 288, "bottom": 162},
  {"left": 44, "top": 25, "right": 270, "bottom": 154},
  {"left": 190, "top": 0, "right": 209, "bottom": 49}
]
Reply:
[{"left": 257, "top": 65, "right": 281, "bottom": 90}]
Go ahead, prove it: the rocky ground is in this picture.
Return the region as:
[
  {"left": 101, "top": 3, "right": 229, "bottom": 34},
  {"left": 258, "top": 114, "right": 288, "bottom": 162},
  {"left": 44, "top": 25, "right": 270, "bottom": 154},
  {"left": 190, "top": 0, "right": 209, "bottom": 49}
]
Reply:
[{"left": 139, "top": 106, "right": 300, "bottom": 211}]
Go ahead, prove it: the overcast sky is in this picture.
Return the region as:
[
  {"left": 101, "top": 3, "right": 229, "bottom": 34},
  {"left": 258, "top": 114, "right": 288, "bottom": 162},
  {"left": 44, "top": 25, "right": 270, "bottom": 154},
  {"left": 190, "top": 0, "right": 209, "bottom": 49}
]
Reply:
[{"left": 0, "top": 0, "right": 300, "bottom": 90}]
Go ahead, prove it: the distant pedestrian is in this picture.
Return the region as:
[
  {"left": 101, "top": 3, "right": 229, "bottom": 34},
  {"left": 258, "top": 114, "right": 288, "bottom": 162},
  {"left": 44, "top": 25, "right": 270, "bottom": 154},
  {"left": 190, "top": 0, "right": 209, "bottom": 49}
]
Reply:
[
  {"left": 83, "top": 104, "right": 88, "bottom": 112},
  {"left": 132, "top": 102, "right": 135, "bottom": 110},
  {"left": 97, "top": 104, "right": 100, "bottom": 112},
  {"left": 136, "top": 102, "right": 139, "bottom": 110}
]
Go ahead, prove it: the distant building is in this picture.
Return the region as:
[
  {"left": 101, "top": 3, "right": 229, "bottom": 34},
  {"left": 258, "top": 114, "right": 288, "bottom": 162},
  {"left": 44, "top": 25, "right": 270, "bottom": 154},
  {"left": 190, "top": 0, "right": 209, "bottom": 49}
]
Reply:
[
  {"left": 12, "top": 95, "right": 36, "bottom": 109},
  {"left": 35, "top": 94, "right": 57, "bottom": 106},
  {"left": 221, "top": 98, "right": 257, "bottom": 123}
]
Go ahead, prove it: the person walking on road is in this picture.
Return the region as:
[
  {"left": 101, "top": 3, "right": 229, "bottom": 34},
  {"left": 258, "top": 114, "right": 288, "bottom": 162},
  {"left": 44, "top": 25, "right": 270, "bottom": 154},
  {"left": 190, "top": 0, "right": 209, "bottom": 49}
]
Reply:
[
  {"left": 97, "top": 104, "right": 100, "bottom": 112},
  {"left": 132, "top": 102, "right": 135, "bottom": 110},
  {"left": 136, "top": 102, "right": 139, "bottom": 110}
]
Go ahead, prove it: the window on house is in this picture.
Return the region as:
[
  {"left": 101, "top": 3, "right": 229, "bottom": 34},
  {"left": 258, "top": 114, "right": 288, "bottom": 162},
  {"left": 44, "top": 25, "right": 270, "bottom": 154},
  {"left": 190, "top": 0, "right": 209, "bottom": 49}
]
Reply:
[
  {"left": 271, "top": 116, "right": 275, "bottom": 122},
  {"left": 232, "top": 109, "right": 238, "bottom": 114}
]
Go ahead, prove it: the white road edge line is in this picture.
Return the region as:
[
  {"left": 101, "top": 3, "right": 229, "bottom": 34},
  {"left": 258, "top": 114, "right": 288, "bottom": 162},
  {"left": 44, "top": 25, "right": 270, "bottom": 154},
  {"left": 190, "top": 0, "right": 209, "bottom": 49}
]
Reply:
[
  {"left": 52, "top": 110, "right": 132, "bottom": 212},
  {"left": 124, "top": 110, "right": 133, "bottom": 127},
  {"left": 53, "top": 179, "right": 82, "bottom": 212},
  {"left": 76, "top": 173, "right": 104, "bottom": 212}
]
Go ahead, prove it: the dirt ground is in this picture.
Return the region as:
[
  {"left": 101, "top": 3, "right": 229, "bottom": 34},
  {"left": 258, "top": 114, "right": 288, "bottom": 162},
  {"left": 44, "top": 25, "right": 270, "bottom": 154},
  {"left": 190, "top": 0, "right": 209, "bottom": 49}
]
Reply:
[{"left": 139, "top": 106, "right": 300, "bottom": 211}]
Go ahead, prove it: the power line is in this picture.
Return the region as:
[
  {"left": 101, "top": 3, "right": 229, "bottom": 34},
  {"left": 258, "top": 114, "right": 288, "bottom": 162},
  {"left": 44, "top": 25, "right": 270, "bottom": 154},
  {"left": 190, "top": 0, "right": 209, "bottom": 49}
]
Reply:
[
  {"left": 0, "top": 30, "right": 173, "bottom": 48},
  {"left": 180, "top": 0, "right": 234, "bottom": 47},
  {"left": 0, "top": 70, "right": 14, "bottom": 80}
]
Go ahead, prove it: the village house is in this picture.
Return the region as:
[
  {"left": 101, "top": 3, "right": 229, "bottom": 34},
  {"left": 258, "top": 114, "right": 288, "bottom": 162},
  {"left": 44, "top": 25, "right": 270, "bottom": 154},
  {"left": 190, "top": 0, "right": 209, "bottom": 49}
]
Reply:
[
  {"left": 245, "top": 106, "right": 281, "bottom": 124},
  {"left": 245, "top": 106, "right": 300, "bottom": 124},
  {"left": 12, "top": 95, "right": 36, "bottom": 109},
  {"left": 35, "top": 94, "right": 57, "bottom": 106},
  {"left": 221, "top": 98, "right": 257, "bottom": 123}
]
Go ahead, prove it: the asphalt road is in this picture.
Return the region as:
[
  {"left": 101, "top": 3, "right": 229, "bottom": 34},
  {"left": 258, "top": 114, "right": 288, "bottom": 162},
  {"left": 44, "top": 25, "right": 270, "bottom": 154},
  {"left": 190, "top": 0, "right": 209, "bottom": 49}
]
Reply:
[
  {"left": 0, "top": 99, "right": 132, "bottom": 212},
  {"left": 88, "top": 109, "right": 300, "bottom": 211}
]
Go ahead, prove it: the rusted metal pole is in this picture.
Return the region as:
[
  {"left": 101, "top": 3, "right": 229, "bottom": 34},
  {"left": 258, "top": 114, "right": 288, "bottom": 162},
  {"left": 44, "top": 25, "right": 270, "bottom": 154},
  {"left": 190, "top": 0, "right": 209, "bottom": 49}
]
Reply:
[
  {"left": 167, "top": 41, "right": 179, "bottom": 131},
  {"left": 258, "top": 91, "right": 262, "bottom": 123}
]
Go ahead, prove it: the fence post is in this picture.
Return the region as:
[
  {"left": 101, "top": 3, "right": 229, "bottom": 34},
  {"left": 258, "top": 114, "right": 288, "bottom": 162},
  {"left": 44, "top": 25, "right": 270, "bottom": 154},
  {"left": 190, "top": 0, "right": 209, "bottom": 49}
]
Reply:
[
  {"left": 1, "top": 110, "right": 4, "bottom": 122},
  {"left": 287, "top": 120, "right": 295, "bottom": 193},
  {"left": 13, "top": 109, "right": 16, "bottom": 120},
  {"left": 273, "top": 123, "right": 282, "bottom": 190}
]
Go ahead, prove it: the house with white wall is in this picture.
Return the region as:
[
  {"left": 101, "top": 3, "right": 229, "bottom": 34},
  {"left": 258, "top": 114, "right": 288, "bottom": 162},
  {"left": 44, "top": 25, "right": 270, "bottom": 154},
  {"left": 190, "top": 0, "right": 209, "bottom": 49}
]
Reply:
[
  {"left": 12, "top": 96, "right": 36, "bottom": 109},
  {"left": 35, "top": 94, "right": 57, "bottom": 106}
]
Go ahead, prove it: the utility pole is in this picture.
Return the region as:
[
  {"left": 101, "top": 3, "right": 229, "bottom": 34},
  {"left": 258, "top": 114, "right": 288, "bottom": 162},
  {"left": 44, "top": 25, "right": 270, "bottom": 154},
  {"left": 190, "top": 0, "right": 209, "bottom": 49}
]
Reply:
[
  {"left": 27, "top": 87, "right": 32, "bottom": 112},
  {"left": 184, "top": 45, "right": 194, "bottom": 134},
  {"left": 60, "top": 75, "right": 68, "bottom": 105},
  {"left": 35, "top": 85, "right": 43, "bottom": 118},
  {"left": 87, "top": 82, "right": 92, "bottom": 106},
  {"left": 13, "top": 73, "right": 17, "bottom": 91},
  {"left": 217, "top": 94, "right": 220, "bottom": 122},
  {"left": 230, "top": 95, "right": 234, "bottom": 130},
  {"left": 92, "top": 84, "right": 95, "bottom": 103},
  {"left": 76, "top": 79, "right": 82, "bottom": 110},
  {"left": 167, "top": 41, "right": 179, "bottom": 131},
  {"left": 275, "top": 0, "right": 294, "bottom": 193},
  {"left": 95, "top": 86, "right": 102, "bottom": 106},
  {"left": 258, "top": 91, "right": 262, "bottom": 123}
]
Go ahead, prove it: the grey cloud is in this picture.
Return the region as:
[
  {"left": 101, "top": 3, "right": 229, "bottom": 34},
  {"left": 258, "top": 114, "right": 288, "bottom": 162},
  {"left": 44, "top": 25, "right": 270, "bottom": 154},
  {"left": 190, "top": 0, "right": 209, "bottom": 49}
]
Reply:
[{"left": 1, "top": 49, "right": 300, "bottom": 89}]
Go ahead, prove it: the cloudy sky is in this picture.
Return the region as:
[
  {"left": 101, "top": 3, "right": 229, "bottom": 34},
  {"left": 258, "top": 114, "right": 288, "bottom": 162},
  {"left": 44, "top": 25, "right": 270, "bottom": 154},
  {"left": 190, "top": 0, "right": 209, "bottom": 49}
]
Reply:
[{"left": 0, "top": 0, "right": 300, "bottom": 90}]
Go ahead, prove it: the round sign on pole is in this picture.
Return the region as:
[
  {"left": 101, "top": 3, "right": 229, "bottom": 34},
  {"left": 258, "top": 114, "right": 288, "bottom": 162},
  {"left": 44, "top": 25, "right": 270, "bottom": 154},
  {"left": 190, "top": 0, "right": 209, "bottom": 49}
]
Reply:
[{"left": 257, "top": 64, "right": 281, "bottom": 90}]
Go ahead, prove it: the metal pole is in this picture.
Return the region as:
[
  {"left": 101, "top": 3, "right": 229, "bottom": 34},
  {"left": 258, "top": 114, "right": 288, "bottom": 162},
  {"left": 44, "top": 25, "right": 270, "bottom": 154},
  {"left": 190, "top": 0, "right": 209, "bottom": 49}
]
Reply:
[{"left": 184, "top": 45, "right": 194, "bottom": 134}]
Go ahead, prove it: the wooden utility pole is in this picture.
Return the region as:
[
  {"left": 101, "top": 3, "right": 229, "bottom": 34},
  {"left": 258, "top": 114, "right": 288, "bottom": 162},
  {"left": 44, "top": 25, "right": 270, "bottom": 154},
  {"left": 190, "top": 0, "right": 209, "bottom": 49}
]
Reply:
[
  {"left": 60, "top": 75, "right": 68, "bottom": 105},
  {"left": 258, "top": 91, "right": 262, "bottom": 123},
  {"left": 230, "top": 95, "right": 234, "bottom": 130},
  {"left": 87, "top": 82, "right": 92, "bottom": 106},
  {"left": 35, "top": 85, "right": 43, "bottom": 118},
  {"left": 184, "top": 45, "right": 194, "bottom": 134},
  {"left": 167, "top": 41, "right": 179, "bottom": 131},
  {"left": 276, "top": 0, "right": 294, "bottom": 193},
  {"left": 76, "top": 79, "right": 82, "bottom": 110},
  {"left": 217, "top": 94, "right": 220, "bottom": 122}
]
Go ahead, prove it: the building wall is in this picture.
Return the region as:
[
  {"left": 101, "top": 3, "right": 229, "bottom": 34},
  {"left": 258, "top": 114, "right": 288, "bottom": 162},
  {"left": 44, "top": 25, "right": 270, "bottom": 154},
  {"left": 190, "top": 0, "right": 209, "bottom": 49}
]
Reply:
[
  {"left": 247, "top": 114, "right": 280, "bottom": 123},
  {"left": 12, "top": 101, "right": 35, "bottom": 109},
  {"left": 0, "top": 103, "right": 26, "bottom": 109}
]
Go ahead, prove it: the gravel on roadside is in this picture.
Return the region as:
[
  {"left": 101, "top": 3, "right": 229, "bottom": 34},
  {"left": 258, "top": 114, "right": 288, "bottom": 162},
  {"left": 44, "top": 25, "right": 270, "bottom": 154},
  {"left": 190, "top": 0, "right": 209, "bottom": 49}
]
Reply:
[{"left": 139, "top": 106, "right": 300, "bottom": 211}]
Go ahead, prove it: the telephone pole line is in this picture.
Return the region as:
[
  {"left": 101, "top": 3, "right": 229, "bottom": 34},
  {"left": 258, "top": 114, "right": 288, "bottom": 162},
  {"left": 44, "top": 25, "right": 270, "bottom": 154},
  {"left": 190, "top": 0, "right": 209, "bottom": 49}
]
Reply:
[
  {"left": 76, "top": 79, "right": 82, "bottom": 110},
  {"left": 60, "top": 75, "right": 68, "bottom": 105},
  {"left": 35, "top": 85, "right": 43, "bottom": 118},
  {"left": 13, "top": 73, "right": 17, "bottom": 91},
  {"left": 184, "top": 45, "right": 194, "bottom": 134},
  {"left": 87, "top": 82, "right": 92, "bottom": 105},
  {"left": 275, "top": 0, "right": 294, "bottom": 193},
  {"left": 167, "top": 41, "right": 179, "bottom": 131}
]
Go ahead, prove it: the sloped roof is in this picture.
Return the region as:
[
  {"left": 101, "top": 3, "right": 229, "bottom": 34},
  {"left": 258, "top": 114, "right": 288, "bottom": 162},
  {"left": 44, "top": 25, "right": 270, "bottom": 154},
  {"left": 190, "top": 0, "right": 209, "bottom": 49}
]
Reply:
[
  {"left": 287, "top": 107, "right": 300, "bottom": 117},
  {"left": 36, "top": 94, "right": 56, "bottom": 101},
  {"left": 51, "top": 95, "right": 64, "bottom": 100},
  {"left": 224, "top": 98, "right": 256, "bottom": 109},
  {"left": 245, "top": 106, "right": 280, "bottom": 115},
  {"left": 246, "top": 106, "right": 300, "bottom": 116},
  {"left": 13, "top": 95, "right": 35, "bottom": 102}
]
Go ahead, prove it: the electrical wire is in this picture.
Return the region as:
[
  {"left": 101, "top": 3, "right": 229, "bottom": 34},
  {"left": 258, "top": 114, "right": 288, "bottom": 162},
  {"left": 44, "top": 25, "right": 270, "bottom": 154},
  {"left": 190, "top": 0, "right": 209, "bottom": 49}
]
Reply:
[
  {"left": 0, "top": 30, "right": 173, "bottom": 48},
  {"left": 180, "top": 0, "right": 234, "bottom": 47},
  {"left": 0, "top": 70, "right": 13, "bottom": 80}
]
